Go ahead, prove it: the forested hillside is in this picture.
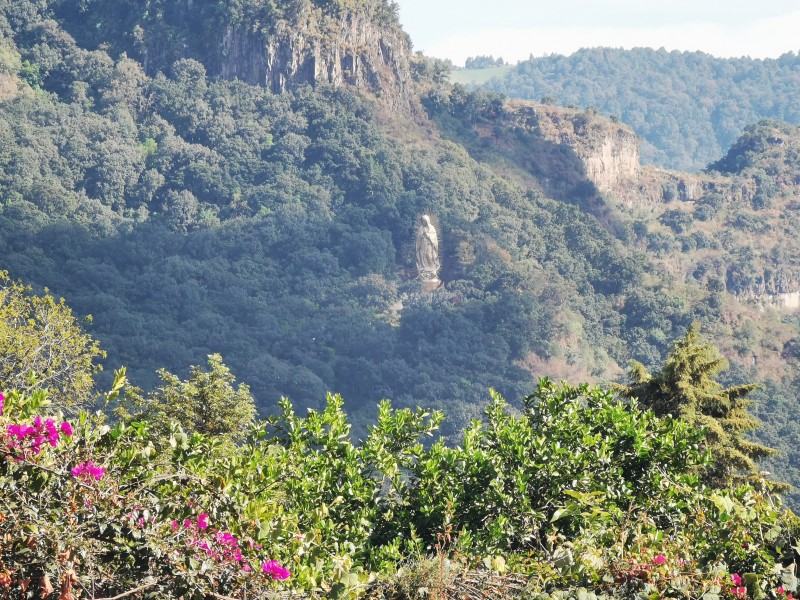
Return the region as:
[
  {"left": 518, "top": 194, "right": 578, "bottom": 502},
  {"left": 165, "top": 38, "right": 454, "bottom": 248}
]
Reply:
[
  {"left": 480, "top": 48, "right": 800, "bottom": 170},
  {"left": 0, "top": 0, "right": 678, "bottom": 437},
  {"left": 5, "top": 1, "right": 800, "bottom": 597},
  {"left": 2, "top": 0, "right": 800, "bottom": 499}
]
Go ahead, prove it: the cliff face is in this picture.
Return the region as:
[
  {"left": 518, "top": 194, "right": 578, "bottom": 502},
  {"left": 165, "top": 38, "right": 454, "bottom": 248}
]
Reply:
[
  {"left": 219, "top": 8, "right": 412, "bottom": 112},
  {"left": 530, "top": 105, "right": 639, "bottom": 193},
  {"left": 507, "top": 102, "right": 640, "bottom": 196},
  {"left": 54, "top": 0, "right": 414, "bottom": 112},
  {"left": 581, "top": 131, "right": 639, "bottom": 193}
]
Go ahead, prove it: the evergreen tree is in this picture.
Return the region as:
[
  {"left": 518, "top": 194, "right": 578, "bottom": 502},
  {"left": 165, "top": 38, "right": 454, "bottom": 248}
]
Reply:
[
  {"left": 616, "top": 324, "right": 775, "bottom": 487},
  {"left": 122, "top": 354, "right": 256, "bottom": 442}
]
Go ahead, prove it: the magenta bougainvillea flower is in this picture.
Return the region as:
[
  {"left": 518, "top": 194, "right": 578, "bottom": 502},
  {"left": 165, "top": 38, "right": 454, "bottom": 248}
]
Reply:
[
  {"left": 6, "top": 416, "right": 73, "bottom": 455},
  {"left": 653, "top": 555, "right": 666, "bottom": 565},
  {"left": 731, "top": 573, "right": 743, "bottom": 586},
  {"left": 197, "top": 513, "right": 209, "bottom": 530},
  {"left": 262, "top": 560, "right": 291, "bottom": 580},
  {"left": 71, "top": 461, "right": 106, "bottom": 481}
]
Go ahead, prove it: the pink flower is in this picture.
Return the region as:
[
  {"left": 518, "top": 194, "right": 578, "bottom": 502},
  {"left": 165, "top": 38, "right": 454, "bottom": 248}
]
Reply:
[
  {"left": 6, "top": 415, "right": 73, "bottom": 455},
  {"left": 777, "top": 587, "right": 785, "bottom": 595},
  {"left": 262, "top": 560, "right": 290, "bottom": 580},
  {"left": 731, "top": 573, "right": 743, "bottom": 586},
  {"left": 732, "top": 586, "right": 747, "bottom": 599},
  {"left": 71, "top": 461, "right": 105, "bottom": 481},
  {"left": 60, "top": 422, "right": 73, "bottom": 436},
  {"left": 0, "top": 392, "right": 4, "bottom": 415},
  {"left": 216, "top": 532, "right": 237, "bottom": 545},
  {"left": 197, "top": 513, "right": 209, "bottom": 530},
  {"left": 242, "top": 564, "right": 251, "bottom": 573},
  {"left": 45, "top": 419, "right": 58, "bottom": 447},
  {"left": 653, "top": 555, "right": 666, "bottom": 565},
  {"left": 171, "top": 520, "right": 179, "bottom": 531}
]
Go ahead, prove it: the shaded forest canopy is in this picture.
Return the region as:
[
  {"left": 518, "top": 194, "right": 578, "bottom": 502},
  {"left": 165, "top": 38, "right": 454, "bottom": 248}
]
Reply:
[{"left": 0, "top": 0, "right": 678, "bottom": 435}]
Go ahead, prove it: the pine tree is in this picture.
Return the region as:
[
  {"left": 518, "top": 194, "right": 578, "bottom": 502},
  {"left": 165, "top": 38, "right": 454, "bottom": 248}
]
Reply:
[
  {"left": 616, "top": 323, "right": 775, "bottom": 487},
  {"left": 121, "top": 354, "right": 256, "bottom": 443}
]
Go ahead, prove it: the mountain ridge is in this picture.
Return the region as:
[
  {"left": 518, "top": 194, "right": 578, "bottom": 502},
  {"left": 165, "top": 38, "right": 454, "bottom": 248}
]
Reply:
[{"left": 479, "top": 47, "right": 800, "bottom": 170}]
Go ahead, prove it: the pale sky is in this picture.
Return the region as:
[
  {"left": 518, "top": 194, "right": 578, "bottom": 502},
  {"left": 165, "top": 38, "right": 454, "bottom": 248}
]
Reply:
[{"left": 394, "top": 0, "right": 800, "bottom": 65}]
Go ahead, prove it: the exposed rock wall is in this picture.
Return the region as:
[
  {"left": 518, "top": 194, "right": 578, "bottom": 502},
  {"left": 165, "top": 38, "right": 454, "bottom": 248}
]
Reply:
[
  {"left": 218, "top": 8, "right": 412, "bottom": 112},
  {"left": 720, "top": 263, "right": 800, "bottom": 311},
  {"left": 531, "top": 105, "right": 640, "bottom": 193},
  {"left": 765, "top": 292, "right": 800, "bottom": 310},
  {"left": 581, "top": 131, "right": 639, "bottom": 193},
  {"left": 506, "top": 102, "right": 640, "bottom": 198}
]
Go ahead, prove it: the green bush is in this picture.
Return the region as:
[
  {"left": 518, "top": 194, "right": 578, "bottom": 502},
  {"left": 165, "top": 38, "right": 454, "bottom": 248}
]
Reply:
[{"left": 1, "top": 378, "right": 797, "bottom": 599}]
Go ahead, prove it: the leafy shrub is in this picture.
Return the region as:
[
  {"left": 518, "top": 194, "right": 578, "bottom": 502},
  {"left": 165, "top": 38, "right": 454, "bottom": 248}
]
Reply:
[
  {"left": 0, "top": 382, "right": 296, "bottom": 599},
  {"left": 1, "top": 378, "right": 797, "bottom": 599}
]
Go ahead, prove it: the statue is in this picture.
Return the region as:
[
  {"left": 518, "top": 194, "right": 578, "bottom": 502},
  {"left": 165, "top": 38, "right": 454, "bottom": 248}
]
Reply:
[{"left": 415, "top": 214, "right": 441, "bottom": 283}]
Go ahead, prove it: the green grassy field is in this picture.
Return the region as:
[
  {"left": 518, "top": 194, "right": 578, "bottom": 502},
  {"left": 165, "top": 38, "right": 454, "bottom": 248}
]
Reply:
[{"left": 450, "top": 64, "right": 514, "bottom": 84}]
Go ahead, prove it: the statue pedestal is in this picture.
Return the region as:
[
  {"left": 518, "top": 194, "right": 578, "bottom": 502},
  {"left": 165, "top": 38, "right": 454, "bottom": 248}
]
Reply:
[
  {"left": 419, "top": 278, "right": 443, "bottom": 293},
  {"left": 397, "top": 279, "right": 447, "bottom": 308}
]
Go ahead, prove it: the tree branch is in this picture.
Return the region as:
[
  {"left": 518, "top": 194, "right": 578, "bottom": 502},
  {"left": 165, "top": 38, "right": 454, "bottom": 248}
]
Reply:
[{"left": 93, "top": 580, "right": 158, "bottom": 600}]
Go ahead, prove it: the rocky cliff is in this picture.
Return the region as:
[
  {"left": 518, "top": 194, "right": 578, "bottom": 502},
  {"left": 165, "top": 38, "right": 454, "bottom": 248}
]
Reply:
[
  {"left": 83, "top": 0, "right": 417, "bottom": 113},
  {"left": 49, "top": 0, "right": 414, "bottom": 112},
  {"left": 506, "top": 102, "right": 640, "bottom": 195},
  {"left": 219, "top": 7, "right": 412, "bottom": 112}
]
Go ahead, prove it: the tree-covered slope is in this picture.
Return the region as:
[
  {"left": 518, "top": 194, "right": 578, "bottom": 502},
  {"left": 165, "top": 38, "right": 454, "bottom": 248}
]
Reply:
[
  {"left": 480, "top": 48, "right": 800, "bottom": 170},
  {"left": 0, "top": 0, "right": 683, "bottom": 437},
  {"left": 4, "top": 0, "right": 800, "bottom": 507}
]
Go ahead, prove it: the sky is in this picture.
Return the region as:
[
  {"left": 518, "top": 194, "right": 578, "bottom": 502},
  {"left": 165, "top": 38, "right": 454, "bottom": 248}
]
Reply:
[{"left": 394, "top": 0, "right": 800, "bottom": 66}]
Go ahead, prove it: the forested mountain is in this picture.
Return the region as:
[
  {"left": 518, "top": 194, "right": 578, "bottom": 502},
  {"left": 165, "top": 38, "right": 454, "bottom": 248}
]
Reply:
[
  {"left": 480, "top": 48, "right": 800, "bottom": 170},
  {"left": 0, "top": 0, "right": 671, "bottom": 438},
  {"left": 2, "top": 0, "right": 800, "bottom": 502}
]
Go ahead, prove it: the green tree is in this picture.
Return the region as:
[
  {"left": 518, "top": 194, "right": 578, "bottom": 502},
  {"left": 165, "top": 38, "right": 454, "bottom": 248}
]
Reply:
[
  {"left": 616, "top": 324, "right": 775, "bottom": 486},
  {"left": 0, "top": 271, "right": 103, "bottom": 409},
  {"left": 125, "top": 353, "right": 256, "bottom": 441}
]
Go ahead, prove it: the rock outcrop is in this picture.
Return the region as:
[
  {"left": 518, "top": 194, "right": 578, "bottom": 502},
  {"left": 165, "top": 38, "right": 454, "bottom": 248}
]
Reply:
[
  {"left": 114, "top": 1, "right": 414, "bottom": 113},
  {"left": 506, "top": 102, "right": 640, "bottom": 197},
  {"left": 219, "top": 8, "right": 412, "bottom": 112},
  {"left": 530, "top": 105, "right": 639, "bottom": 191},
  {"left": 728, "top": 267, "right": 800, "bottom": 310}
]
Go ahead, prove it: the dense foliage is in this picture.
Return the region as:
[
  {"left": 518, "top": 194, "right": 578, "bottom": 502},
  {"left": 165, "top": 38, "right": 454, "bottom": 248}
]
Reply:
[
  {"left": 0, "top": 7, "right": 800, "bottom": 600},
  {"left": 0, "top": 0, "right": 687, "bottom": 440},
  {"left": 3, "top": 368, "right": 799, "bottom": 599},
  {"left": 0, "top": 271, "right": 103, "bottom": 409},
  {"left": 616, "top": 324, "right": 775, "bottom": 487},
  {"left": 417, "top": 75, "right": 800, "bottom": 505},
  {"left": 2, "top": 280, "right": 795, "bottom": 598},
  {"left": 480, "top": 48, "right": 800, "bottom": 170}
]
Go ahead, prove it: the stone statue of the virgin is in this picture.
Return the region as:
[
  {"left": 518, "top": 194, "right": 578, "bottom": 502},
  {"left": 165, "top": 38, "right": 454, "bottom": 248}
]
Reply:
[{"left": 415, "top": 214, "right": 441, "bottom": 282}]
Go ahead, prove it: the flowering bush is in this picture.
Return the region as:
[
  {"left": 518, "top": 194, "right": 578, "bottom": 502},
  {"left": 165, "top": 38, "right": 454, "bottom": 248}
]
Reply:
[
  {"left": 1, "top": 380, "right": 798, "bottom": 600},
  {"left": 0, "top": 384, "right": 293, "bottom": 599}
]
